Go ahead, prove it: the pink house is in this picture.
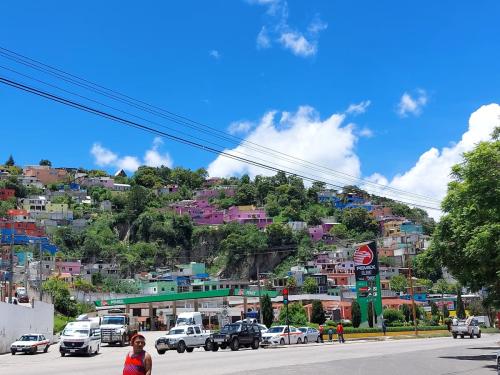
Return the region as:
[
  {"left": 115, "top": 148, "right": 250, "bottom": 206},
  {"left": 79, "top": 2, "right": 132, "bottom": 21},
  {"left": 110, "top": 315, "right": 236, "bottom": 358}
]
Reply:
[
  {"left": 170, "top": 200, "right": 224, "bottom": 225},
  {"left": 308, "top": 226, "right": 325, "bottom": 242},
  {"left": 194, "top": 186, "right": 237, "bottom": 200},
  {"left": 55, "top": 260, "right": 82, "bottom": 276},
  {"left": 224, "top": 205, "right": 273, "bottom": 229}
]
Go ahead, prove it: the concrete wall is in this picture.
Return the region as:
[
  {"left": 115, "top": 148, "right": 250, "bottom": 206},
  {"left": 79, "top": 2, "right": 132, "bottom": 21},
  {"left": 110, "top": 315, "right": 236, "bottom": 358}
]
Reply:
[{"left": 0, "top": 301, "right": 54, "bottom": 353}]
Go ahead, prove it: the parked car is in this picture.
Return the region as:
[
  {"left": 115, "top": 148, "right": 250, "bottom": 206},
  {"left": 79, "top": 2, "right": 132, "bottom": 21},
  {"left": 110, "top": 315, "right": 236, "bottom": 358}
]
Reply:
[
  {"left": 209, "top": 321, "right": 261, "bottom": 351},
  {"left": 261, "top": 325, "right": 305, "bottom": 346},
  {"left": 11, "top": 334, "right": 50, "bottom": 355},
  {"left": 298, "top": 327, "right": 320, "bottom": 343},
  {"left": 155, "top": 325, "right": 211, "bottom": 354}
]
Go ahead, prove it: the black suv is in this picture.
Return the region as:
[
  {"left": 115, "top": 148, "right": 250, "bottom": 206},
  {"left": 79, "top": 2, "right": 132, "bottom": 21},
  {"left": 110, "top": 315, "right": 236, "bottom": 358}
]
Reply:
[{"left": 209, "top": 321, "right": 261, "bottom": 351}]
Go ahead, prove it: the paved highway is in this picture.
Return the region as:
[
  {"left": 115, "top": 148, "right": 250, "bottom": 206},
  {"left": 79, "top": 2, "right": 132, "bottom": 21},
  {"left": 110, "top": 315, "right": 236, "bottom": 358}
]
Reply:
[{"left": 1, "top": 333, "right": 498, "bottom": 374}]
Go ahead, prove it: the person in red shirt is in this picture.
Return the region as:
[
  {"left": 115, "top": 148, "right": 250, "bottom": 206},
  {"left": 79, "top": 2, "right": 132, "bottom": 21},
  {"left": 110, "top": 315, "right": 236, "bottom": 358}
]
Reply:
[
  {"left": 336, "top": 323, "right": 345, "bottom": 343},
  {"left": 123, "top": 334, "right": 152, "bottom": 375},
  {"left": 318, "top": 325, "right": 324, "bottom": 343}
]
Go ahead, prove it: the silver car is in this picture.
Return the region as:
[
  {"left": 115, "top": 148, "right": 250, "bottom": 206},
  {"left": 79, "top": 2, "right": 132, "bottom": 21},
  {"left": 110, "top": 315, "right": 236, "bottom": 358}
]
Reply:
[{"left": 298, "top": 327, "right": 320, "bottom": 344}]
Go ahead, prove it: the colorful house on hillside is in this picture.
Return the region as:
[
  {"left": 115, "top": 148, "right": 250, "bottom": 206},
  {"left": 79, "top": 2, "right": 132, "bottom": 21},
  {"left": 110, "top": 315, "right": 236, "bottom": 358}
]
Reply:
[
  {"left": 224, "top": 205, "right": 272, "bottom": 229},
  {"left": 170, "top": 200, "right": 224, "bottom": 225},
  {"left": 0, "top": 188, "right": 15, "bottom": 201},
  {"left": 23, "top": 165, "right": 69, "bottom": 185},
  {"left": 55, "top": 260, "right": 82, "bottom": 276},
  {"left": 194, "top": 185, "right": 237, "bottom": 200}
]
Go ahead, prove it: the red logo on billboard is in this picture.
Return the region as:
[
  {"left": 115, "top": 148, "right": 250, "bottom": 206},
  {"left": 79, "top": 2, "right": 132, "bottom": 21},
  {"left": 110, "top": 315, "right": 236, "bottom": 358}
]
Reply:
[{"left": 354, "top": 244, "right": 374, "bottom": 266}]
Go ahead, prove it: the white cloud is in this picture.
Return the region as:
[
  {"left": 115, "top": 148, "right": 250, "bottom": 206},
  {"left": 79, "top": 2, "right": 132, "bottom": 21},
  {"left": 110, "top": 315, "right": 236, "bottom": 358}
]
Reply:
[
  {"left": 367, "top": 103, "right": 500, "bottom": 218},
  {"left": 279, "top": 32, "right": 317, "bottom": 57},
  {"left": 209, "top": 50, "right": 221, "bottom": 59},
  {"left": 228, "top": 121, "right": 253, "bottom": 135},
  {"left": 144, "top": 137, "right": 173, "bottom": 167},
  {"left": 346, "top": 100, "right": 371, "bottom": 115},
  {"left": 359, "top": 128, "right": 374, "bottom": 138},
  {"left": 91, "top": 144, "right": 118, "bottom": 166},
  {"left": 256, "top": 27, "right": 271, "bottom": 49},
  {"left": 248, "top": 0, "right": 327, "bottom": 58},
  {"left": 90, "top": 137, "right": 173, "bottom": 172},
  {"left": 397, "top": 89, "right": 428, "bottom": 117},
  {"left": 208, "top": 106, "right": 361, "bottom": 179},
  {"left": 308, "top": 17, "right": 328, "bottom": 35}
]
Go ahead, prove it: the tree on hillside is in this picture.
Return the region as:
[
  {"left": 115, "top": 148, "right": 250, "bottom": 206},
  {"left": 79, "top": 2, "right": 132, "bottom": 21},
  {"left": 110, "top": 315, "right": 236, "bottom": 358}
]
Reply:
[
  {"left": 389, "top": 275, "right": 408, "bottom": 294},
  {"left": 5, "top": 154, "right": 14, "bottom": 166},
  {"left": 302, "top": 277, "right": 318, "bottom": 294},
  {"left": 431, "top": 130, "right": 500, "bottom": 307},
  {"left": 456, "top": 286, "right": 466, "bottom": 319},
  {"left": 261, "top": 294, "right": 274, "bottom": 328},
  {"left": 340, "top": 207, "right": 379, "bottom": 236},
  {"left": 311, "top": 300, "right": 326, "bottom": 325},
  {"left": 351, "top": 300, "right": 361, "bottom": 328},
  {"left": 39, "top": 159, "right": 52, "bottom": 166},
  {"left": 43, "top": 277, "right": 77, "bottom": 317}
]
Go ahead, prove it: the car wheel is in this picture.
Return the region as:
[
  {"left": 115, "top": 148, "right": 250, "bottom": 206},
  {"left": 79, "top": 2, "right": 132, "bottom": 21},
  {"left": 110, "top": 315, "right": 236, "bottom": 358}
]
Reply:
[
  {"left": 177, "top": 341, "right": 186, "bottom": 354},
  {"left": 11, "top": 351, "right": 15, "bottom": 355},
  {"left": 452, "top": 333, "right": 457, "bottom": 339},
  {"left": 157, "top": 349, "right": 166, "bottom": 355},
  {"left": 251, "top": 339, "right": 259, "bottom": 350},
  {"left": 44, "top": 345, "right": 49, "bottom": 353},
  {"left": 95, "top": 345, "right": 99, "bottom": 355},
  {"left": 31, "top": 347, "right": 37, "bottom": 355},
  {"left": 211, "top": 343, "right": 219, "bottom": 352},
  {"left": 230, "top": 338, "right": 239, "bottom": 351},
  {"left": 204, "top": 339, "right": 212, "bottom": 351},
  {"left": 304, "top": 337, "right": 308, "bottom": 344},
  {"left": 297, "top": 338, "right": 302, "bottom": 344},
  {"left": 186, "top": 347, "right": 194, "bottom": 353},
  {"left": 280, "top": 338, "right": 285, "bottom": 345}
]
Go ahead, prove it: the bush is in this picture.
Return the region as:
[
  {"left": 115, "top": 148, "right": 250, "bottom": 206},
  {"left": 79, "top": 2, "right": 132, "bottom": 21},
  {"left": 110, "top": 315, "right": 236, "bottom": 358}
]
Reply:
[
  {"left": 383, "top": 308, "right": 405, "bottom": 325},
  {"left": 54, "top": 314, "right": 74, "bottom": 334}
]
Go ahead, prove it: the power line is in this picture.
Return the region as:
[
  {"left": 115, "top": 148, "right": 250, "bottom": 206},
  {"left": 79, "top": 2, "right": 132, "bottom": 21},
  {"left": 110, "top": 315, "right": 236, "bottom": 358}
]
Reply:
[
  {"left": 0, "top": 46, "right": 442, "bottom": 205},
  {"left": 0, "top": 76, "right": 441, "bottom": 211}
]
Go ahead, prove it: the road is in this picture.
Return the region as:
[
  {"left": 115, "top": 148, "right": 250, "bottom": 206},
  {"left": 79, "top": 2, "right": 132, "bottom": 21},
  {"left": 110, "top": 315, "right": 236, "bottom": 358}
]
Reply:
[{"left": 1, "top": 333, "right": 498, "bottom": 375}]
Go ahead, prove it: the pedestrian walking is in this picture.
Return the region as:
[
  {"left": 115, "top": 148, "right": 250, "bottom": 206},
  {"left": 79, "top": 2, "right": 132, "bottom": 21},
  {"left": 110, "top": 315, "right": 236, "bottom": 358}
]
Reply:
[
  {"left": 336, "top": 322, "right": 345, "bottom": 343},
  {"left": 319, "top": 325, "right": 324, "bottom": 343},
  {"left": 381, "top": 319, "right": 387, "bottom": 336},
  {"left": 123, "top": 334, "right": 152, "bottom": 375}
]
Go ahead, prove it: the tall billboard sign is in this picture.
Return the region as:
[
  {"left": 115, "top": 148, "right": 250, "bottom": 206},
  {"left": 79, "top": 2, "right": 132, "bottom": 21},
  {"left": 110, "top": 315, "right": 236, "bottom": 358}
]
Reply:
[{"left": 354, "top": 241, "right": 383, "bottom": 326}]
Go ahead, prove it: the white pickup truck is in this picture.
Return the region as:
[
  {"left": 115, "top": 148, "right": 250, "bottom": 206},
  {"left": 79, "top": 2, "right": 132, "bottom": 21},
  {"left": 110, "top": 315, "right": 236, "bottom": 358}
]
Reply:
[
  {"left": 155, "top": 325, "right": 211, "bottom": 354},
  {"left": 451, "top": 317, "right": 481, "bottom": 339}
]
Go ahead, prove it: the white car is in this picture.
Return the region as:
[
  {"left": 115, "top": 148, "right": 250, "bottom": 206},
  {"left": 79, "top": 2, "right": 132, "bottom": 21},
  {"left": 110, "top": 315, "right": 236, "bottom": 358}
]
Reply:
[
  {"left": 298, "top": 327, "right": 321, "bottom": 344},
  {"left": 11, "top": 334, "right": 50, "bottom": 355},
  {"left": 261, "top": 325, "right": 305, "bottom": 346}
]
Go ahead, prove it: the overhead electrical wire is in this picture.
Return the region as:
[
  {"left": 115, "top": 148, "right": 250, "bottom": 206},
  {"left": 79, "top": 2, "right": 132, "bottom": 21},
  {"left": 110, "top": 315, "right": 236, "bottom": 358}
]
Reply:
[
  {"left": 0, "top": 75, "right": 441, "bottom": 211},
  {"left": 0, "top": 46, "right": 442, "bottom": 207}
]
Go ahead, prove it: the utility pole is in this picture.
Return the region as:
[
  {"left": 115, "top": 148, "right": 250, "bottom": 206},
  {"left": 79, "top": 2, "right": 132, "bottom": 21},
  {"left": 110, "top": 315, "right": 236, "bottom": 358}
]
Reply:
[
  {"left": 256, "top": 262, "right": 263, "bottom": 324},
  {"left": 8, "top": 223, "right": 14, "bottom": 304},
  {"left": 406, "top": 234, "right": 418, "bottom": 335},
  {"left": 38, "top": 239, "right": 43, "bottom": 301}
]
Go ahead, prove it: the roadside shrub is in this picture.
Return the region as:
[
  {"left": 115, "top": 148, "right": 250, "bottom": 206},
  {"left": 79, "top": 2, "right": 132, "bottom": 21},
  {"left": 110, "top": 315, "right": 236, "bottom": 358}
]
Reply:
[{"left": 383, "top": 308, "right": 405, "bottom": 325}]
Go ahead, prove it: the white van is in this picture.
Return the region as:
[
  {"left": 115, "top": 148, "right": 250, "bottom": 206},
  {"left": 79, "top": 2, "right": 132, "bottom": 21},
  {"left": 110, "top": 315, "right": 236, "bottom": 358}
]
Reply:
[
  {"left": 176, "top": 312, "right": 202, "bottom": 327},
  {"left": 59, "top": 319, "right": 101, "bottom": 356}
]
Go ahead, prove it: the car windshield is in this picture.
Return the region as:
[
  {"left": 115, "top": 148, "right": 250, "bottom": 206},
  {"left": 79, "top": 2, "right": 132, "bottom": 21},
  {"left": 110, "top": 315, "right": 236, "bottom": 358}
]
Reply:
[
  {"left": 169, "top": 329, "right": 185, "bottom": 335},
  {"left": 62, "top": 328, "right": 89, "bottom": 337},
  {"left": 221, "top": 324, "right": 240, "bottom": 333},
  {"left": 102, "top": 317, "right": 125, "bottom": 325},
  {"left": 19, "top": 335, "right": 38, "bottom": 341},
  {"left": 267, "top": 327, "right": 284, "bottom": 333}
]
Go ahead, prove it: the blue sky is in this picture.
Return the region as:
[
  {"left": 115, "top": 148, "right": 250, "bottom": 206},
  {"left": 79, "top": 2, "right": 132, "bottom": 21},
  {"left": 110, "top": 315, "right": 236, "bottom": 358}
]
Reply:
[{"left": 1, "top": 1, "right": 499, "bottom": 212}]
